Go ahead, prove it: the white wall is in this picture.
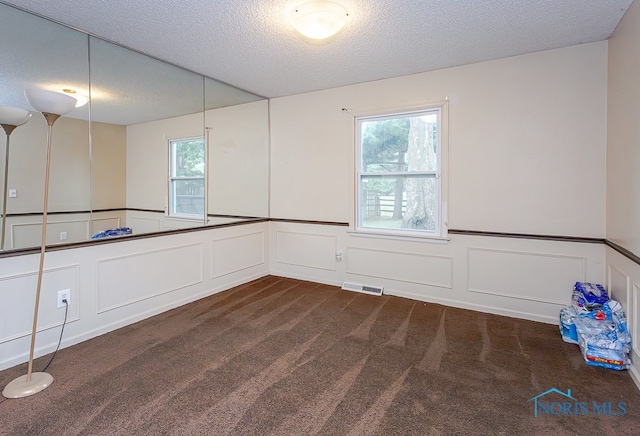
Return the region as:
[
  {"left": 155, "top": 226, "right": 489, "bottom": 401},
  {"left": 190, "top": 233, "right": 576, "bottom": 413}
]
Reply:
[
  {"left": 270, "top": 42, "right": 608, "bottom": 238},
  {"left": 269, "top": 42, "right": 608, "bottom": 324},
  {"left": 91, "top": 121, "right": 127, "bottom": 211},
  {"left": 1, "top": 117, "right": 90, "bottom": 215},
  {"left": 207, "top": 100, "right": 270, "bottom": 217},
  {"left": 606, "top": 0, "right": 640, "bottom": 388},
  {"left": 0, "top": 221, "right": 269, "bottom": 371},
  {"left": 608, "top": 0, "right": 640, "bottom": 255}
]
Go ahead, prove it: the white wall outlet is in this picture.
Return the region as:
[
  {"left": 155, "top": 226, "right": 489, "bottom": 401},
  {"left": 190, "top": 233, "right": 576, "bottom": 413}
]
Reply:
[
  {"left": 336, "top": 251, "right": 343, "bottom": 262},
  {"left": 57, "top": 289, "right": 71, "bottom": 308},
  {"left": 60, "top": 231, "right": 68, "bottom": 240},
  {"left": 8, "top": 189, "right": 17, "bottom": 198}
]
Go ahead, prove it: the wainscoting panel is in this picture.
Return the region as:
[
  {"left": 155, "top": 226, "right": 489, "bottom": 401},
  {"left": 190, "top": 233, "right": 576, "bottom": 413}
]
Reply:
[
  {"left": 608, "top": 264, "right": 631, "bottom": 314},
  {"left": 346, "top": 247, "right": 453, "bottom": 289},
  {"left": 163, "top": 218, "right": 208, "bottom": 231},
  {"left": 13, "top": 219, "right": 89, "bottom": 248},
  {"left": 212, "top": 232, "right": 265, "bottom": 278},
  {"left": 0, "top": 265, "right": 80, "bottom": 344},
  {"left": 467, "top": 248, "right": 585, "bottom": 305},
  {"left": 127, "top": 216, "right": 161, "bottom": 234},
  {"left": 97, "top": 243, "right": 203, "bottom": 313},
  {"left": 276, "top": 231, "right": 337, "bottom": 271}
]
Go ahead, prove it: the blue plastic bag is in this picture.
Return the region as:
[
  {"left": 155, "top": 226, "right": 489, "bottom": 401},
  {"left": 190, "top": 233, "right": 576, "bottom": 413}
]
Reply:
[
  {"left": 91, "top": 227, "right": 132, "bottom": 239},
  {"left": 571, "top": 282, "right": 609, "bottom": 313},
  {"left": 574, "top": 300, "right": 632, "bottom": 370},
  {"left": 559, "top": 306, "right": 579, "bottom": 344}
]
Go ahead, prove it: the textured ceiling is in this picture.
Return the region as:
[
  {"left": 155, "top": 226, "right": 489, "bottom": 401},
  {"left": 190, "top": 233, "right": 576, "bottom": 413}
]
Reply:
[{"left": 0, "top": 0, "right": 634, "bottom": 99}]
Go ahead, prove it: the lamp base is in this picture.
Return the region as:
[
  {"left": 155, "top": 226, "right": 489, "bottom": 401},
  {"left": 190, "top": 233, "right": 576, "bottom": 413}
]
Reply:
[{"left": 2, "top": 372, "right": 54, "bottom": 398}]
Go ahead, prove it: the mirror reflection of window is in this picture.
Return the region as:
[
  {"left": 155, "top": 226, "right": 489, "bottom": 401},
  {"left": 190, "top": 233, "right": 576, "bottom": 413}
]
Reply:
[{"left": 169, "top": 137, "right": 205, "bottom": 217}]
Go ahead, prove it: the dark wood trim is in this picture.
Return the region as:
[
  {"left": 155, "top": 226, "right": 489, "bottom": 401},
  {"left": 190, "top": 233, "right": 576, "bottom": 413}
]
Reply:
[
  {"left": 269, "top": 218, "right": 350, "bottom": 226},
  {"left": 126, "top": 208, "right": 165, "bottom": 214},
  {"left": 3, "top": 218, "right": 639, "bottom": 269},
  {"left": 604, "top": 239, "right": 640, "bottom": 266},
  {"left": 208, "top": 214, "right": 268, "bottom": 220},
  {"left": 448, "top": 229, "right": 640, "bottom": 267},
  {"left": 91, "top": 208, "right": 128, "bottom": 213},
  {"left": 0, "top": 246, "right": 41, "bottom": 258},
  {"left": 0, "top": 218, "right": 269, "bottom": 258},
  {"left": 4, "top": 209, "right": 268, "bottom": 218},
  {"left": 5, "top": 210, "right": 92, "bottom": 217},
  {"left": 4, "top": 208, "right": 128, "bottom": 217},
  {"left": 448, "top": 229, "right": 604, "bottom": 244}
]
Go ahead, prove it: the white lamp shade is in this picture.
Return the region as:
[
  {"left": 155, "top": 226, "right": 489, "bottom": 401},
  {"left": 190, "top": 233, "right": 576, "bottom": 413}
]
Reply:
[
  {"left": 0, "top": 105, "right": 31, "bottom": 127},
  {"left": 73, "top": 95, "right": 89, "bottom": 108},
  {"left": 290, "top": 1, "right": 349, "bottom": 39},
  {"left": 24, "top": 89, "right": 78, "bottom": 116}
]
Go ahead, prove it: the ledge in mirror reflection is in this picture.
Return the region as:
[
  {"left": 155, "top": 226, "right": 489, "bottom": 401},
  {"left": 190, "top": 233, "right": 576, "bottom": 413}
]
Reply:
[{"left": 0, "top": 216, "right": 269, "bottom": 259}]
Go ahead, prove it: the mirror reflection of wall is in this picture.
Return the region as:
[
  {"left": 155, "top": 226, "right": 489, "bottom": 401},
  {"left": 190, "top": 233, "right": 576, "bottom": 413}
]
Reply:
[
  {"left": 0, "top": 2, "right": 90, "bottom": 250},
  {"left": 0, "top": 2, "right": 270, "bottom": 253},
  {"left": 88, "top": 35, "right": 206, "bottom": 235},
  {"left": 205, "top": 94, "right": 269, "bottom": 219},
  {"left": 0, "top": 106, "right": 31, "bottom": 250}
]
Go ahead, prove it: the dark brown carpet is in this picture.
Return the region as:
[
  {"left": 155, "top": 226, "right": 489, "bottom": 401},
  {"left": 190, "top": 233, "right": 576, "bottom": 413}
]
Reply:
[{"left": 1, "top": 275, "right": 639, "bottom": 435}]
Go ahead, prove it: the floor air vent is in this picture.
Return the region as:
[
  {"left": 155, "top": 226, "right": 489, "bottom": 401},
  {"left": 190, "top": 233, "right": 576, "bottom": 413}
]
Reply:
[{"left": 341, "top": 282, "right": 384, "bottom": 296}]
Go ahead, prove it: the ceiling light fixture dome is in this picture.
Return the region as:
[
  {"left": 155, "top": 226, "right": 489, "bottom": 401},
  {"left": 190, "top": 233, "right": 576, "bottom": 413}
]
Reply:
[{"left": 290, "top": 1, "right": 349, "bottom": 40}]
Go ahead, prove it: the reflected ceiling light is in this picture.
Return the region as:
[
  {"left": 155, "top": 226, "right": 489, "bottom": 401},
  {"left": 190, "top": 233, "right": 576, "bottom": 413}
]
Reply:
[
  {"left": 62, "top": 88, "right": 89, "bottom": 108},
  {"left": 290, "top": 1, "right": 349, "bottom": 40}
]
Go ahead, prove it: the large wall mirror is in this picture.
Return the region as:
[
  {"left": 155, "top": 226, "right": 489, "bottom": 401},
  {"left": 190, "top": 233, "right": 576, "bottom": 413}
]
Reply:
[{"left": 0, "top": 2, "right": 269, "bottom": 252}]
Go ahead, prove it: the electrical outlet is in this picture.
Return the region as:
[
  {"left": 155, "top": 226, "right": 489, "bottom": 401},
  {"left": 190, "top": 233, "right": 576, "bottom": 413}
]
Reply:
[
  {"left": 336, "top": 251, "right": 343, "bottom": 262},
  {"left": 57, "top": 289, "right": 70, "bottom": 308},
  {"left": 60, "top": 231, "right": 68, "bottom": 240}
]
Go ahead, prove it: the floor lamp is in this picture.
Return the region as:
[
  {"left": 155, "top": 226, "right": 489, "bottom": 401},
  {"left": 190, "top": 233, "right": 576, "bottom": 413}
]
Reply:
[
  {"left": 0, "top": 106, "right": 31, "bottom": 250},
  {"left": 2, "top": 89, "right": 77, "bottom": 399}
]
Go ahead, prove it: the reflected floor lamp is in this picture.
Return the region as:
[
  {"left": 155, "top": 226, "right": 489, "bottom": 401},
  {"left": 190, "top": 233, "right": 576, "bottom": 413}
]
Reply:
[
  {"left": 0, "top": 106, "right": 31, "bottom": 250},
  {"left": 2, "top": 89, "right": 77, "bottom": 398}
]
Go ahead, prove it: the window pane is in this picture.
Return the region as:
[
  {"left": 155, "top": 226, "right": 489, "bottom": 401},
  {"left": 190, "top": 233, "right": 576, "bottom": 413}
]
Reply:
[
  {"left": 171, "top": 179, "right": 205, "bottom": 215},
  {"left": 360, "top": 175, "right": 437, "bottom": 232},
  {"left": 361, "top": 113, "right": 438, "bottom": 172},
  {"left": 172, "top": 139, "right": 205, "bottom": 177}
]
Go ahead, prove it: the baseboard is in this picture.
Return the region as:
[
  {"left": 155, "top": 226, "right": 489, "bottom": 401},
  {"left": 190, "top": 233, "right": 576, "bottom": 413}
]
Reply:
[
  {"left": 630, "top": 364, "right": 640, "bottom": 392},
  {"left": 269, "top": 270, "right": 558, "bottom": 325},
  {"left": 385, "top": 289, "right": 559, "bottom": 325}
]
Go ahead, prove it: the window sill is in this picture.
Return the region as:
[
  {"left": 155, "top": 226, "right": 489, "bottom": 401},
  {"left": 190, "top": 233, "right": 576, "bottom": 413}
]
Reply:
[
  {"left": 166, "top": 215, "right": 208, "bottom": 223},
  {"left": 348, "top": 229, "right": 450, "bottom": 244}
]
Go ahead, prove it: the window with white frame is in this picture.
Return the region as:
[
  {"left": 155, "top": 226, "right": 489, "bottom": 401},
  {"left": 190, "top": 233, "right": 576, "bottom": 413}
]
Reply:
[
  {"left": 168, "top": 137, "right": 205, "bottom": 217},
  {"left": 356, "top": 108, "right": 443, "bottom": 236}
]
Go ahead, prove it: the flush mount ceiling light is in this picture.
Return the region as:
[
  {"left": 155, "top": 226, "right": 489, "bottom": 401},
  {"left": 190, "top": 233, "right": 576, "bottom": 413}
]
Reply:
[{"left": 290, "top": 1, "right": 349, "bottom": 40}]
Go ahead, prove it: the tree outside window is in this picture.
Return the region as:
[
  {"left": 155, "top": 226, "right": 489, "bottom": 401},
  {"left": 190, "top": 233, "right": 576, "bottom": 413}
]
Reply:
[
  {"left": 357, "top": 109, "right": 441, "bottom": 235},
  {"left": 169, "top": 137, "right": 205, "bottom": 217}
]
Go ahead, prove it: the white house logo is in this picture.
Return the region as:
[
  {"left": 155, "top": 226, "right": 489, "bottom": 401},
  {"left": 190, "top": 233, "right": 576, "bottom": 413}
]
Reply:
[{"left": 528, "top": 388, "right": 627, "bottom": 417}]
